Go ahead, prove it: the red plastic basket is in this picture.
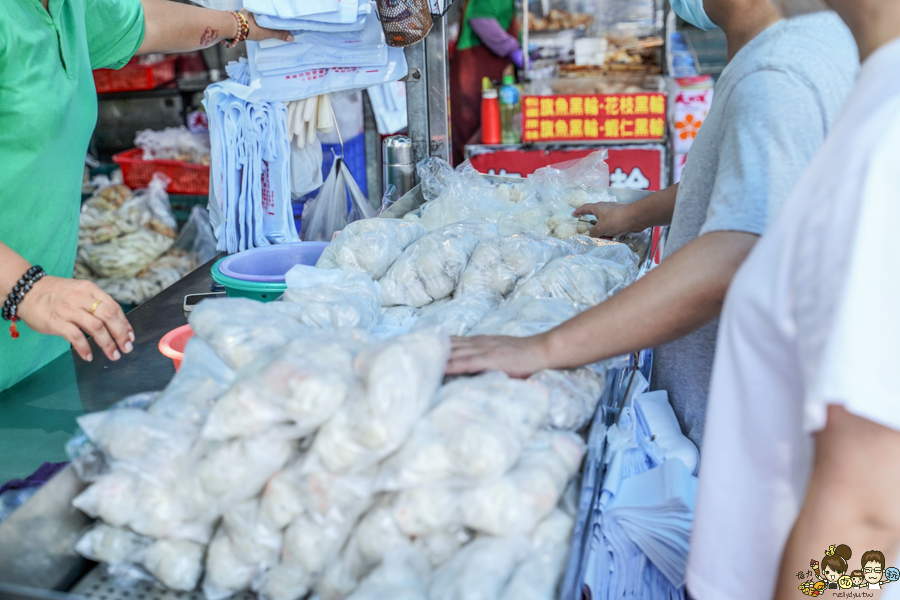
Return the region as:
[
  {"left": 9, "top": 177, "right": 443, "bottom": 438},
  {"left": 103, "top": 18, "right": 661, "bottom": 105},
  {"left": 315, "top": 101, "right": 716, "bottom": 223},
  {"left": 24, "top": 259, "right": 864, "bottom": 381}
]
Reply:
[
  {"left": 93, "top": 57, "right": 177, "bottom": 94},
  {"left": 113, "top": 148, "right": 210, "bottom": 195}
]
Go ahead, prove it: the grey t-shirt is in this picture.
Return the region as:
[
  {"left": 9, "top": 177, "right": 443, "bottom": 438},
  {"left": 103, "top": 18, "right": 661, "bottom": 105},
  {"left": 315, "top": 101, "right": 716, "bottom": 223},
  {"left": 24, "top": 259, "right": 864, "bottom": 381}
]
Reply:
[{"left": 651, "top": 12, "right": 858, "bottom": 448}]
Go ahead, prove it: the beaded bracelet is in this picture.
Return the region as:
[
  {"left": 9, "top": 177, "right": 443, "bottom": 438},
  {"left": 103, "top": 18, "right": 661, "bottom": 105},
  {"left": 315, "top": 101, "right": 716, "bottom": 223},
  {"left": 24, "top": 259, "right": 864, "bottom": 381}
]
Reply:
[
  {"left": 3, "top": 265, "right": 46, "bottom": 339},
  {"left": 223, "top": 10, "right": 250, "bottom": 48}
]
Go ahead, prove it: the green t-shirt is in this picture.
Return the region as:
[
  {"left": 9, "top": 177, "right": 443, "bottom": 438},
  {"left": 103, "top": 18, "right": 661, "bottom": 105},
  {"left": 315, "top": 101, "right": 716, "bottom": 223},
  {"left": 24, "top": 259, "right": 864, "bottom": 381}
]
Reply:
[
  {"left": 456, "top": 0, "right": 516, "bottom": 52},
  {"left": 0, "top": 0, "right": 145, "bottom": 392}
]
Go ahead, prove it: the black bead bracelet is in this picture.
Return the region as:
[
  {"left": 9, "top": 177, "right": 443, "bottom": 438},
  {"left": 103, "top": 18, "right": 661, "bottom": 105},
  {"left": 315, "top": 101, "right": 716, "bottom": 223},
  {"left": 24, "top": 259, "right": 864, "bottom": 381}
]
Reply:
[{"left": 2, "top": 265, "right": 45, "bottom": 324}]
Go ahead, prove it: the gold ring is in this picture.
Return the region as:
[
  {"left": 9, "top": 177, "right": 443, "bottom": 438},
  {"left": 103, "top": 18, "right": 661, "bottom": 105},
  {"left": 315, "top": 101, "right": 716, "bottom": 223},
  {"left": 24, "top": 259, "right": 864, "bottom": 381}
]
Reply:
[{"left": 88, "top": 300, "right": 102, "bottom": 316}]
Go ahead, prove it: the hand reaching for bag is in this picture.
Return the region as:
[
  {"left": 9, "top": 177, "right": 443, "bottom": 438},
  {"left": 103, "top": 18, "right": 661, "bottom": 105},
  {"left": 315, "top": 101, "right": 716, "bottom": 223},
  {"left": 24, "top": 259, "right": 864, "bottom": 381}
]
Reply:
[
  {"left": 572, "top": 202, "right": 642, "bottom": 239},
  {"left": 17, "top": 277, "right": 135, "bottom": 363}
]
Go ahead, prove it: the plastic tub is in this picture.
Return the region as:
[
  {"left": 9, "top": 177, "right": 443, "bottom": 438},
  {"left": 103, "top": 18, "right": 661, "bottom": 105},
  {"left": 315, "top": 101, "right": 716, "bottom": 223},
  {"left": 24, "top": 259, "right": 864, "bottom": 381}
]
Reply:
[
  {"left": 159, "top": 324, "right": 194, "bottom": 371},
  {"left": 211, "top": 241, "right": 330, "bottom": 302}
]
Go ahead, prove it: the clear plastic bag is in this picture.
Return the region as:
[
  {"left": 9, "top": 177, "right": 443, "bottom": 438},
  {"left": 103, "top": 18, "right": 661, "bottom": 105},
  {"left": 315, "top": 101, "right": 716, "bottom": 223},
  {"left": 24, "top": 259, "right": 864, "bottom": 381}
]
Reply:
[
  {"left": 510, "top": 254, "right": 634, "bottom": 307},
  {"left": 283, "top": 266, "right": 382, "bottom": 332},
  {"left": 316, "top": 219, "right": 427, "bottom": 280},
  {"left": 306, "top": 331, "right": 450, "bottom": 474},
  {"left": 201, "top": 335, "right": 362, "bottom": 441},
  {"left": 411, "top": 292, "right": 501, "bottom": 337},
  {"left": 460, "top": 431, "right": 585, "bottom": 537},
  {"left": 376, "top": 372, "right": 550, "bottom": 490},
  {"left": 468, "top": 296, "right": 582, "bottom": 338},
  {"left": 203, "top": 498, "right": 284, "bottom": 600},
  {"left": 136, "top": 126, "right": 211, "bottom": 165},
  {"left": 142, "top": 538, "right": 206, "bottom": 591},
  {"left": 499, "top": 510, "right": 575, "bottom": 600},
  {"left": 148, "top": 337, "right": 236, "bottom": 427},
  {"left": 528, "top": 150, "right": 612, "bottom": 212},
  {"left": 529, "top": 367, "right": 607, "bottom": 431},
  {"left": 188, "top": 298, "right": 315, "bottom": 369},
  {"left": 345, "top": 546, "right": 431, "bottom": 600},
  {"left": 380, "top": 219, "right": 500, "bottom": 307},
  {"left": 428, "top": 535, "right": 531, "bottom": 600},
  {"left": 457, "top": 235, "right": 570, "bottom": 298},
  {"left": 301, "top": 158, "right": 376, "bottom": 242},
  {"left": 74, "top": 523, "right": 152, "bottom": 565},
  {"left": 290, "top": 137, "right": 324, "bottom": 199},
  {"left": 78, "top": 174, "right": 178, "bottom": 279},
  {"left": 370, "top": 306, "right": 421, "bottom": 340}
]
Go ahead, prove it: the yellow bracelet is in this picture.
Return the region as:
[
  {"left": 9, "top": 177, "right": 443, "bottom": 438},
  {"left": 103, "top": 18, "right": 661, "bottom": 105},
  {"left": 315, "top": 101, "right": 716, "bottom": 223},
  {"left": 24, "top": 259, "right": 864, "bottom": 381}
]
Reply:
[{"left": 223, "top": 10, "right": 249, "bottom": 48}]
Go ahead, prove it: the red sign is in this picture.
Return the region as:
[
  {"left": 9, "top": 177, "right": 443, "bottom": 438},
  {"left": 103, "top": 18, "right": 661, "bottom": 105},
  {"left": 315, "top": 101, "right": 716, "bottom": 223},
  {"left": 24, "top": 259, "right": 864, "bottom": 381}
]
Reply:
[
  {"left": 465, "top": 144, "right": 668, "bottom": 191},
  {"left": 522, "top": 93, "right": 667, "bottom": 143}
]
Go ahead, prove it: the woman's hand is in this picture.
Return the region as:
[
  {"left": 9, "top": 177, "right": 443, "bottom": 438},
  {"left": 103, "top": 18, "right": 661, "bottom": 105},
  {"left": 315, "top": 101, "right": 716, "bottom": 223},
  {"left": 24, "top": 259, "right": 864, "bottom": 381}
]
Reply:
[
  {"left": 572, "top": 202, "right": 641, "bottom": 239},
  {"left": 242, "top": 9, "right": 294, "bottom": 43},
  {"left": 17, "top": 277, "right": 135, "bottom": 363},
  {"left": 446, "top": 335, "right": 551, "bottom": 378}
]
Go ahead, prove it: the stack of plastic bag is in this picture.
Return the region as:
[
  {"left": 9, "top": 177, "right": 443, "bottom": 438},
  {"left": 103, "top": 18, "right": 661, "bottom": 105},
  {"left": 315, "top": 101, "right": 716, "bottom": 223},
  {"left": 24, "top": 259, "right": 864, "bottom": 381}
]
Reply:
[
  {"left": 239, "top": 0, "right": 407, "bottom": 103},
  {"left": 204, "top": 77, "right": 298, "bottom": 253},
  {"left": 573, "top": 372, "right": 699, "bottom": 600}
]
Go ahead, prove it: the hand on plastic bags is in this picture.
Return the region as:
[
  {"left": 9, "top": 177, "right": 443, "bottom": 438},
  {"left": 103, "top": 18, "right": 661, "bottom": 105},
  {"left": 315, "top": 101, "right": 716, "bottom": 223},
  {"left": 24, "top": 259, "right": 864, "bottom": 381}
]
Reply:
[
  {"left": 316, "top": 218, "right": 426, "bottom": 280},
  {"left": 376, "top": 372, "right": 550, "bottom": 490},
  {"left": 301, "top": 158, "right": 375, "bottom": 242},
  {"left": 380, "top": 219, "right": 500, "bottom": 307},
  {"left": 307, "top": 331, "right": 449, "bottom": 474}
]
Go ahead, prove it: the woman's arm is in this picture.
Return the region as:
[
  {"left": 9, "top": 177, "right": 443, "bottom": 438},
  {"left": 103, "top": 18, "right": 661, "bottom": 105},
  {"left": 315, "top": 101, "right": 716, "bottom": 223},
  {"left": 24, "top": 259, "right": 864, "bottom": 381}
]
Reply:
[
  {"left": 1, "top": 242, "right": 133, "bottom": 363},
  {"left": 137, "top": 0, "right": 292, "bottom": 54},
  {"left": 773, "top": 406, "right": 900, "bottom": 600}
]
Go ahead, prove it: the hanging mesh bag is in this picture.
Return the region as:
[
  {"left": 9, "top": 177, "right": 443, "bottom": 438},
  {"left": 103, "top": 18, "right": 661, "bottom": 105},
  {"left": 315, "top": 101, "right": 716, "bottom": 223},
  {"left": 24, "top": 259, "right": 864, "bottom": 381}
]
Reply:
[{"left": 376, "top": 0, "right": 434, "bottom": 47}]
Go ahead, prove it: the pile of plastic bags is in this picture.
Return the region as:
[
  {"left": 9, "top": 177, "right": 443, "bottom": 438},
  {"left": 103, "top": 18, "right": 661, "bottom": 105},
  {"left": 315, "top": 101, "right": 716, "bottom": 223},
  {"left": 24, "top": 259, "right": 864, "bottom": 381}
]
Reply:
[
  {"left": 237, "top": 0, "right": 407, "bottom": 103},
  {"left": 136, "top": 126, "right": 211, "bottom": 166},
  {"left": 204, "top": 63, "right": 299, "bottom": 253},
  {"left": 75, "top": 175, "right": 216, "bottom": 305},
  {"left": 70, "top": 153, "right": 657, "bottom": 600}
]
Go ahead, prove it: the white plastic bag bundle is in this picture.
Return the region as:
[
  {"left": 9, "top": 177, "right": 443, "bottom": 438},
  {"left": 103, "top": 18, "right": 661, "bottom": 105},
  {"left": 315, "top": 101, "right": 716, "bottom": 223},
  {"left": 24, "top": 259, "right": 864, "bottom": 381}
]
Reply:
[
  {"left": 510, "top": 254, "right": 633, "bottom": 307},
  {"left": 75, "top": 523, "right": 152, "bottom": 565},
  {"left": 428, "top": 535, "right": 531, "bottom": 600},
  {"left": 302, "top": 158, "right": 376, "bottom": 242},
  {"left": 201, "top": 336, "right": 361, "bottom": 440},
  {"left": 204, "top": 499, "right": 283, "bottom": 600},
  {"left": 136, "top": 126, "right": 210, "bottom": 164},
  {"left": 411, "top": 292, "right": 501, "bottom": 337},
  {"left": 283, "top": 266, "right": 382, "bottom": 331},
  {"left": 148, "top": 338, "right": 236, "bottom": 426},
  {"left": 528, "top": 151, "right": 612, "bottom": 212},
  {"left": 345, "top": 547, "right": 431, "bottom": 600},
  {"left": 143, "top": 539, "right": 206, "bottom": 591},
  {"left": 499, "top": 510, "right": 575, "bottom": 600},
  {"left": 380, "top": 219, "right": 499, "bottom": 307},
  {"left": 392, "top": 485, "right": 462, "bottom": 537},
  {"left": 189, "top": 298, "right": 314, "bottom": 369},
  {"left": 194, "top": 436, "right": 297, "bottom": 503},
  {"left": 461, "top": 431, "right": 585, "bottom": 537},
  {"left": 370, "top": 305, "right": 421, "bottom": 340},
  {"left": 376, "top": 372, "right": 550, "bottom": 490},
  {"left": 307, "top": 331, "right": 450, "bottom": 474},
  {"left": 457, "top": 235, "right": 570, "bottom": 297},
  {"left": 469, "top": 297, "right": 582, "bottom": 338},
  {"left": 316, "top": 219, "right": 427, "bottom": 280},
  {"left": 529, "top": 367, "right": 607, "bottom": 431}
]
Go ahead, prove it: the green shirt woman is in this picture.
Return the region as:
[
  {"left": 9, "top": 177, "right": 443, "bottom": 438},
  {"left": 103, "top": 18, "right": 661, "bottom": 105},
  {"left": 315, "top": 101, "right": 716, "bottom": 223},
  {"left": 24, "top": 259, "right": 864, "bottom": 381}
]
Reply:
[{"left": 0, "top": 0, "right": 290, "bottom": 392}]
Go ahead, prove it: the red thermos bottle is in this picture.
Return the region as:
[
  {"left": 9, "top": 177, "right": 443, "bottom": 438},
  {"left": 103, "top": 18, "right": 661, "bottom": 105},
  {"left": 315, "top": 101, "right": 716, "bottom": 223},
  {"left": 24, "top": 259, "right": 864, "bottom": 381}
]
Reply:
[{"left": 481, "top": 78, "right": 501, "bottom": 145}]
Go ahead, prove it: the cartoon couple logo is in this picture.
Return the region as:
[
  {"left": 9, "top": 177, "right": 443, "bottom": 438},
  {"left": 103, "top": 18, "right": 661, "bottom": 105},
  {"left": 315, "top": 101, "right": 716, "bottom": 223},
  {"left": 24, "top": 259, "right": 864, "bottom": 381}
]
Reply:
[{"left": 798, "top": 545, "right": 900, "bottom": 596}]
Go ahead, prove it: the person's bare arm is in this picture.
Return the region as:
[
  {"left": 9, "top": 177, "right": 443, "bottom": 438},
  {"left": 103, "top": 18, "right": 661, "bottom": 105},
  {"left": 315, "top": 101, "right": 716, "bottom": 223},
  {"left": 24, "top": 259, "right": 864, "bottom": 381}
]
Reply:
[
  {"left": 447, "top": 229, "right": 756, "bottom": 376},
  {"left": 774, "top": 406, "right": 900, "bottom": 600},
  {"left": 572, "top": 183, "right": 679, "bottom": 238},
  {"left": 137, "top": 0, "right": 292, "bottom": 55},
  {"left": 0, "top": 242, "right": 133, "bottom": 362}
]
